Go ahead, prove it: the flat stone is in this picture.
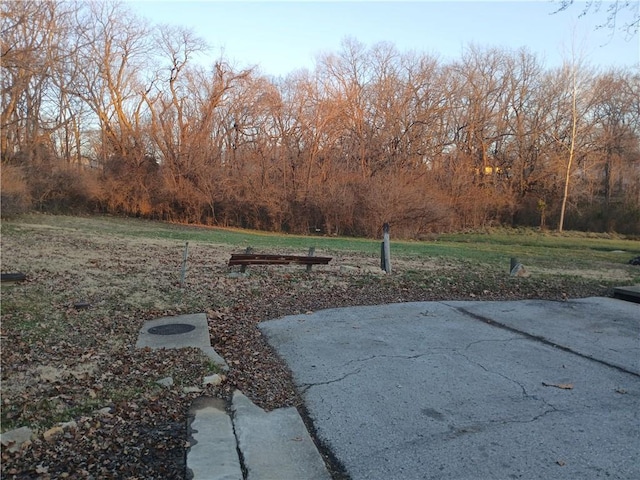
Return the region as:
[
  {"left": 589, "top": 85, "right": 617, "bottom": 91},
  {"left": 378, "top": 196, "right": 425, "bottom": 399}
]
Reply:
[
  {"left": 203, "top": 374, "right": 223, "bottom": 386},
  {"left": 339, "top": 265, "right": 359, "bottom": 273},
  {"left": 1, "top": 426, "right": 33, "bottom": 453},
  {"left": 43, "top": 426, "right": 64, "bottom": 442},
  {"left": 59, "top": 420, "right": 77, "bottom": 431},
  {"left": 228, "top": 272, "right": 249, "bottom": 279},
  {"left": 183, "top": 386, "right": 203, "bottom": 394},
  {"left": 187, "top": 397, "right": 242, "bottom": 480},
  {"left": 156, "top": 376, "right": 174, "bottom": 387},
  {"left": 95, "top": 407, "right": 113, "bottom": 416},
  {"left": 232, "top": 390, "right": 331, "bottom": 480}
]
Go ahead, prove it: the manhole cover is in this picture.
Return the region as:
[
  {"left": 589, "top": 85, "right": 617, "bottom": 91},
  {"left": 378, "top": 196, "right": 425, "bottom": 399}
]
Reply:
[{"left": 148, "top": 323, "right": 196, "bottom": 335}]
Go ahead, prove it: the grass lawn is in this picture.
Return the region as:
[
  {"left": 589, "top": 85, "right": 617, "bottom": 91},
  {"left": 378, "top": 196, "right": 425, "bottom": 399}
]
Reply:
[
  {"left": 1, "top": 213, "right": 638, "bottom": 478},
  {"left": 4, "top": 213, "right": 639, "bottom": 277}
]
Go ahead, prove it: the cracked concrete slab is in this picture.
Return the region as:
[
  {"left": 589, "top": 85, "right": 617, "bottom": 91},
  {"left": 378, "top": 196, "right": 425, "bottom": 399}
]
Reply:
[
  {"left": 231, "top": 390, "right": 331, "bottom": 480},
  {"left": 136, "top": 313, "right": 228, "bottom": 369},
  {"left": 445, "top": 297, "right": 640, "bottom": 375},
  {"left": 187, "top": 397, "right": 242, "bottom": 480},
  {"left": 186, "top": 392, "right": 331, "bottom": 480},
  {"left": 260, "top": 298, "right": 640, "bottom": 480}
]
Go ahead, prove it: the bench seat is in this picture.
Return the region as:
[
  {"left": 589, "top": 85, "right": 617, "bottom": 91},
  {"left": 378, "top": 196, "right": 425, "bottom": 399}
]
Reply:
[{"left": 228, "top": 253, "right": 332, "bottom": 267}]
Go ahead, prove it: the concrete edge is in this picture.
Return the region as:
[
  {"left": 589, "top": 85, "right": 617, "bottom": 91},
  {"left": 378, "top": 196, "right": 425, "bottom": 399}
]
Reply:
[{"left": 186, "top": 396, "right": 243, "bottom": 480}]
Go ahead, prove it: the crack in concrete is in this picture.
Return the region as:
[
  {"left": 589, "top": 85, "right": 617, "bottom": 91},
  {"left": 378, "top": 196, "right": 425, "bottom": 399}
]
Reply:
[
  {"left": 299, "top": 367, "right": 364, "bottom": 393},
  {"left": 229, "top": 405, "right": 249, "bottom": 480},
  {"left": 455, "top": 349, "right": 531, "bottom": 399},
  {"left": 454, "top": 349, "right": 562, "bottom": 423},
  {"left": 451, "top": 305, "right": 640, "bottom": 378},
  {"left": 299, "top": 350, "right": 447, "bottom": 392},
  {"left": 463, "top": 337, "right": 524, "bottom": 351}
]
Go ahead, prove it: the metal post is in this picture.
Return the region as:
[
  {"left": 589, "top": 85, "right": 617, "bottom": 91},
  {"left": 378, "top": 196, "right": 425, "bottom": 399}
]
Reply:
[
  {"left": 180, "top": 241, "right": 189, "bottom": 287},
  {"left": 510, "top": 257, "right": 518, "bottom": 272},
  {"left": 383, "top": 223, "right": 391, "bottom": 274}
]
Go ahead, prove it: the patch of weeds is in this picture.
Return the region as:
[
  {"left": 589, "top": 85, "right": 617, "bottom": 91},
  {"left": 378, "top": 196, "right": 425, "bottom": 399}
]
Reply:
[
  {"left": 42, "top": 400, "right": 108, "bottom": 430},
  {"left": 2, "top": 396, "right": 100, "bottom": 432},
  {"left": 102, "top": 382, "right": 159, "bottom": 404},
  {"left": 351, "top": 275, "right": 380, "bottom": 287},
  {"left": 402, "top": 269, "right": 425, "bottom": 281}
]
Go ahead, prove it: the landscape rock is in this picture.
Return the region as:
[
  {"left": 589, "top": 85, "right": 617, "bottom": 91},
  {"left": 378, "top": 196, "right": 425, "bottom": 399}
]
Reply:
[
  {"left": 340, "top": 265, "right": 359, "bottom": 273},
  {"left": 510, "top": 263, "right": 530, "bottom": 277},
  {"left": 43, "top": 426, "right": 64, "bottom": 442},
  {"left": 202, "top": 374, "right": 223, "bottom": 386},
  {"left": 59, "top": 420, "right": 77, "bottom": 431},
  {"left": 340, "top": 265, "right": 384, "bottom": 275},
  {"left": 183, "top": 386, "right": 203, "bottom": 394},
  {"left": 95, "top": 407, "right": 113, "bottom": 416},
  {"left": 1, "top": 426, "right": 33, "bottom": 453},
  {"left": 629, "top": 256, "right": 640, "bottom": 266},
  {"left": 228, "top": 272, "right": 249, "bottom": 279},
  {"left": 156, "top": 376, "right": 174, "bottom": 387}
]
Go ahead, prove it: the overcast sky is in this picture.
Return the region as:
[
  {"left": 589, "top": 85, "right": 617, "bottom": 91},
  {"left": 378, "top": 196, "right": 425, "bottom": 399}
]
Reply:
[{"left": 127, "top": 0, "right": 639, "bottom": 76}]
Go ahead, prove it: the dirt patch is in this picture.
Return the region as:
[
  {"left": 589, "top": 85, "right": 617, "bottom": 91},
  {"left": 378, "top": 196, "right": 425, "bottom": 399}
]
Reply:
[{"left": 528, "top": 265, "right": 634, "bottom": 281}]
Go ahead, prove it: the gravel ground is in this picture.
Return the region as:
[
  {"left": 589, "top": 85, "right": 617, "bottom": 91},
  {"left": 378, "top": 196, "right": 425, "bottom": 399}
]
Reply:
[{"left": 0, "top": 218, "right": 627, "bottom": 479}]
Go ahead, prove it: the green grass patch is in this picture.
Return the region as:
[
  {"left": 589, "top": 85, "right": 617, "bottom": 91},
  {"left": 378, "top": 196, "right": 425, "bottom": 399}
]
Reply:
[{"left": 5, "top": 213, "right": 640, "bottom": 273}]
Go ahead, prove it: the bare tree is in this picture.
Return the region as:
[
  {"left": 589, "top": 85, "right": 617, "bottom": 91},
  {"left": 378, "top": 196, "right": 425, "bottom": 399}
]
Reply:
[
  {"left": 2, "top": 0, "right": 639, "bottom": 236},
  {"left": 585, "top": 69, "right": 640, "bottom": 230},
  {"left": 71, "top": 1, "right": 153, "bottom": 164},
  {"left": 1, "top": 0, "right": 64, "bottom": 162},
  {"left": 554, "top": 0, "right": 639, "bottom": 38}
]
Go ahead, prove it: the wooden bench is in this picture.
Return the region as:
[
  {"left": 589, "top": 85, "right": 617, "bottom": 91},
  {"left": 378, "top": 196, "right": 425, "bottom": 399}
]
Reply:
[{"left": 228, "top": 248, "right": 331, "bottom": 272}]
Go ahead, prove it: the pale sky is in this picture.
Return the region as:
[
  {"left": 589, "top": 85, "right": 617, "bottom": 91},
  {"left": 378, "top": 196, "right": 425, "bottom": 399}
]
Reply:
[{"left": 127, "top": 0, "right": 639, "bottom": 77}]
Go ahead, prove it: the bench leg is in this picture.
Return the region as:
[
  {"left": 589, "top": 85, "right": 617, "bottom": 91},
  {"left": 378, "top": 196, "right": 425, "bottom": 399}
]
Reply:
[
  {"left": 306, "top": 247, "right": 315, "bottom": 273},
  {"left": 240, "top": 247, "right": 253, "bottom": 273}
]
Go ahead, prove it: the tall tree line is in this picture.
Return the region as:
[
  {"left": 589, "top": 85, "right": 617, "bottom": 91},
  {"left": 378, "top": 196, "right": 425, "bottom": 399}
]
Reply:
[{"left": 2, "top": 1, "right": 639, "bottom": 236}]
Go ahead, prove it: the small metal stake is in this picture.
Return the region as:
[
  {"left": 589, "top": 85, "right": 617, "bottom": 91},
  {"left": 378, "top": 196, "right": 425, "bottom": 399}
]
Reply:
[
  {"left": 180, "top": 242, "right": 189, "bottom": 287},
  {"left": 510, "top": 257, "right": 519, "bottom": 273},
  {"left": 382, "top": 223, "right": 391, "bottom": 274}
]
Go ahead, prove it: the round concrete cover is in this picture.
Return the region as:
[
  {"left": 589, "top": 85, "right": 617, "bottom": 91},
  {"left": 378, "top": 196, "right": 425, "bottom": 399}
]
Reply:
[{"left": 148, "top": 323, "right": 196, "bottom": 335}]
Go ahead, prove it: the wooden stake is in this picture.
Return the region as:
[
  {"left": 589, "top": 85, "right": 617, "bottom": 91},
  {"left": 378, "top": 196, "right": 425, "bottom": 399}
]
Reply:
[{"left": 180, "top": 241, "right": 189, "bottom": 287}]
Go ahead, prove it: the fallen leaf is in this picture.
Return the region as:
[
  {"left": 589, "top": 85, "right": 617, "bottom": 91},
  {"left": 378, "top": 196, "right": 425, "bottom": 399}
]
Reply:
[
  {"left": 557, "top": 460, "right": 566, "bottom": 466},
  {"left": 542, "top": 382, "right": 574, "bottom": 390},
  {"left": 615, "top": 388, "right": 627, "bottom": 394}
]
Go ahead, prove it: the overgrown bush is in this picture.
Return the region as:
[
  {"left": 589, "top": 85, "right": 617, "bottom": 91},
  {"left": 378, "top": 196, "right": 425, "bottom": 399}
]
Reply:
[
  {"left": 29, "top": 165, "right": 103, "bottom": 213},
  {"left": 1, "top": 163, "right": 32, "bottom": 217}
]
